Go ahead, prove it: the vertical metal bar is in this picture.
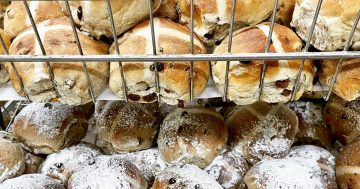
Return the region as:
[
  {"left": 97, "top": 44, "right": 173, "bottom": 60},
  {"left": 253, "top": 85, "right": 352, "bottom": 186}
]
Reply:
[
  {"left": 0, "top": 35, "right": 30, "bottom": 101},
  {"left": 22, "top": 0, "right": 59, "bottom": 98},
  {"left": 223, "top": 0, "right": 236, "bottom": 102},
  {"left": 64, "top": 0, "right": 96, "bottom": 103},
  {"left": 0, "top": 108, "right": 4, "bottom": 130},
  {"left": 189, "top": 0, "right": 194, "bottom": 101},
  {"left": 6, "top": 100, "right": 22, "bottom": 132},
  {"left": 258, "top": 0, "right": 279, "bottom": 100},
  {"left": 105, "top": 0, "right": 128, "bottom": 102},
  {"left": 290, "top": 0, "right": 323, "bottom": 101},
  {"left": 324, "top": 11, "right": 360, "bottom": 101},
  {"left": 148, "top": 0, "right": 161, "bottom": 102}
]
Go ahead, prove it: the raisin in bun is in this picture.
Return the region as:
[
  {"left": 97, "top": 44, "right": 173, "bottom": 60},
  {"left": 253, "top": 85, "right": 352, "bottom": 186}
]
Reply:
[
  {"left": 59, "top": 0, "right": 162, "bottom": 39},
  {"left": 212, "top": 23, "right": 314, "bottom": 105},
  {"left": 205, "top": 150, "right": 249, "bottom": 189},
  {"left": 40, "top": 143, "right": 102, "bottom": 183},
  {"left": 12, "top": 102, "right": 88, "bottom": 154},
  {"left": 7, "top": 17, "right": 109, "bottom": 105},
  {"left": 152, "top": 163, "right": 223, "bottom": 189},
  {"left": 178, "top": 0, "right": 275, "bottom": 46},
  {"left": 288, "top": 101, "right": 333, "bottom": 149},
  {"left": 96, "top": 101, "right": 160, "bottom": 153},
  {"left": 157, "top": 106, "right": 227, "bottom": 169},
  {"left": 0, "top": 131, "right": 25, "bottom": 182},
  {"left": 67, "top": 155, "right": 148, "bottom": 189},
  {"left": 0, "top": 174, "right": 64, "bottom": 189},
  {"left": 226, "top": 102, "right": 298, "bottom": 164},
  {"left": 323, "top": 95, "right": 360, "bottom": 145},
  {"left": 318, "top": 58, "right": 360, "bottom": 101},
  {"left": 336, "top": 140, "right": 360, "bottom": 189},
  {"left": 291, "top": 0, "right": 360, "bottom": 51},
  {"left": 4, "top": 1, "right": 65, "bottom": 38},
  {"left": 23, "top": 151, "right": 44, "bottom": 174},
  {"left": 109, "top": 18, "right": 209, "bottom": 105}
]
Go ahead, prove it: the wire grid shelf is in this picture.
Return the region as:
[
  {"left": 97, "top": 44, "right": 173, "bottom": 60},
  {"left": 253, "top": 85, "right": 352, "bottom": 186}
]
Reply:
[{"left": 0, "top": 0, "right": 359, "bottom": 104}]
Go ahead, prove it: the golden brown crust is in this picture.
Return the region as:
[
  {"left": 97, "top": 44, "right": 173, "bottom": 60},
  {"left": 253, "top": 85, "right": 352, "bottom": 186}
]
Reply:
[
  {"left": 155, "top": 0, "right": 179, "bottom": 20},
  {"left": 275, "top": 0, "right": 296, "bottom": 27},
  {"left": 0, "top": 29, "right": 11, "bottom": 84},
  {"left": 336, "top": 140, "right": 360, "bottom": 189}
]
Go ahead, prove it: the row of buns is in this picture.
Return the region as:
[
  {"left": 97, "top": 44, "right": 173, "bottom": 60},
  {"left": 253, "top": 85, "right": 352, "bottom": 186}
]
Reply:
[
  {"left": 0, "top": 0, "right": 359, "bottom": 106},
  {"left": 1, "top": 95, "right": 360, "bottom": 188}
]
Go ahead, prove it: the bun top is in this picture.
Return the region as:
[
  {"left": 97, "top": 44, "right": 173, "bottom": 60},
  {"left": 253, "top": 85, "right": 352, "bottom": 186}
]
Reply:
[{"left": 0, "top": 174, "right": 64, "bottom": 189}]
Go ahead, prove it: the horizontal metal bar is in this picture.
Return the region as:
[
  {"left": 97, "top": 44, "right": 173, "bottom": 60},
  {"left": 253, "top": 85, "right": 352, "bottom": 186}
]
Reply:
[{"left": 0, "top": 52, "right": 359, "bottom": 62}]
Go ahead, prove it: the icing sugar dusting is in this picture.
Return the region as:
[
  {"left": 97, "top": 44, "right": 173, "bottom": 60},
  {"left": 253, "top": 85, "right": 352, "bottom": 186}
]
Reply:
[
  {"left": 0, "top": 174, "right": 64, "bottom": 188},
  {"left": 0, "top": 160, "right": 24, "bottom": 183}
]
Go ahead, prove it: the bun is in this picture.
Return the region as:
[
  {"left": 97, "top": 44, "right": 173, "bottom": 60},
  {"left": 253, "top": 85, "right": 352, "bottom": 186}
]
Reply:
[
  {"left": 96, "top": 101, "right": 160, "bottom": 153},
  {"left": 205, "top": 150, "right": 249, "bottom": 189},
  {"left": 40, "top": 143, "right": 102, "bottom": 183},
  {"left": 212, "top": 23, "right": 314, "bottom": 105},
  {"left": 288, "top": 101, "right": 333, "bottom": 149},
  {"left": 59, "top": 0, "right": 162, "bottom": 38},
  {"left": 4, "top": 1, "right": 65, "bottom": 38},
  {"left": 323, "top": 95, "right": 360, "bottom": 145},
  {"left": 0, "top": 131, "right": 25, "bottom": 182},
  {"left": 336, "top": 140, "right": 360, "bottom": 189},
  {"left": 0, "top": 174, "right": 64, "bottom": 189},
  {"left": 244, "top": 158, "right": 327, "bottom": 189},
  {"left": 152, "top": 163, "right": 223, "bottom": 189},
  {"left": 7, "top": 17, "right": 109, "bottom": 105},
  {"left": 318, "top": 59, "right": 360, "bottom": 101},
  {"left": 109, "top": 18, "right": 209, "bottom": 105},
  {"left": 23, "top": 151, "right": 44, "bottom": 174},
  {"left": 0, "top": 29, "right": 10, "bottom": 85},
  {"left": 178, "top": 0, "right": 275, "bottom": 46},
  {"left": 67, "top": 155, "right": 148, "bottom": 189},
  {"left": 291, "top": 0, "right": 360, "bottom": 51},
  {"left": 12, "top": 102, "right": 88, "bottom": 154},
  {"left": 226, "top": 102, "right": 298, "bottom": 164},
  {"left": 275, "top": 0, "right": 296, "bottom": 27},
  {"left": 157, "top": 106, "right": 227, "bottom": 168},
  {"left": 0, "top": 1, "right": 10, "bottom": 27},
  {"left": 155, "top": 0, "right": 178, "bottom": 20}
]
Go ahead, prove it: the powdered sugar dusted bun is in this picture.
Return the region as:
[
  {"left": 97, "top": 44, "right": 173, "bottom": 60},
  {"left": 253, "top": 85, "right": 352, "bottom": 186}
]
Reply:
[
  {"left": 212, "top": 23, "right": 314, "bottom": 105},
  {"left": 40, "top": 143, "right": 102, "bottom": 183},
  {"left": 288, "top": 101, "right": 333, "bottom": 149},
  {"left": 227, "top": 102, "right": 298, "bottom": 164},
  {"left": 67, "top": 155, "right": 148, "bottom": 189},
  {"left": 0, "top": 174, "right": 64, "bottom": 189},
  {"left": 109, "top": 18, "right": 209, "bottom": 106},
  {"left": 323, "top": 95, "right": 360, "bottom": 145},
  {"left": 12, "top": 102, "right": 88, "bottom": 154},
  {"left": 205, "top": 150, "right": 249, "bottom": 189},
  {"left": 336, "top": 140, "right": 360, "bottom": 189},
  {"left": 24, "top": 151, "right": 44, "bottom": 174},
  {"left": 244, "top": 158, "right": 326, "bottom": 189},
  {"left": 96, "top": 101, "right": 160, "bottom": 153},
  {"left": 119, "top": 148, "right": 167, "bottom": 184},
  {"left": 0, "top": 131, "right": 25, "bottom": 183},
  {"left": 4, "top": 1, "right": 65, "bottom": 38},
  {"left": 291, "top": 0, "right": 360, "bottom": 51},
  {"left": 152, "top": 163, "right": 223, "bottom": 189},
  {"left": 158, "top": 106, "right": 227, "bottom": 169},
  {"left": 286, "top": 145, "right": 337, "bottom": 188}
]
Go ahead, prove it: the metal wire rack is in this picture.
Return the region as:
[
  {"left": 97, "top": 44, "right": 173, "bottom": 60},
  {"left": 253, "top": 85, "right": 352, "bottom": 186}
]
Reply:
[{"left": 0, "top": 0, "right": 359, "bottom": 104}]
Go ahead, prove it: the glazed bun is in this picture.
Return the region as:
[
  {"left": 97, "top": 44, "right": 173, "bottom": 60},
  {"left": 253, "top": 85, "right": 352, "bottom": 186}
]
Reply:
[
  {"left": 157, "top": 106, "right": 227, "bottom": 168},
  {"left": 212, "top": 23, "right": 314, "bottom": 105},
  {"left": 0, "top": 174, "right": 64, "bottom": 189},
  {"left": 152, "top": 164, "right": 223, "bottom": 189},
  {"left": 24, "top": 151, "right": 44, "bottom": 174},
  {"left": 12, "top": 102, "right": 88, "bottom": 154},
  {"left": 291, "top": 0, "right": 360, "bottom": 51},
  {"left": 40, "top": 143, "right": 102, "bottom": 183},
  {"left": 4, "top": 1, "right": 65, "bottom": 38},
  {"left": 67, "top": 155, "right": 148, "bottom": 189},
  {"left": 205, "top": 150, "right": 249, "bottom": 189},
  {"left": 323, "top": 95, "right": 360, "bottom": 145},
  {"left": 226, "top": 102, "right": 298, "bottom": 164},
  {"left": 178, "top": 0, "right": 275, "bottom": 46},
  {"left": 318, "top": 58, "right": 360, "bottom": 101},
  {"left": 244, "top": 158, "right": 327, "bottom": 189},
  {"left": 288, "top": 101, "right": 333, "bottom": 149},
  {"left": 336, "top": 140, "right": 360, "bottom": 189},
  {"left": 0, "top": 131, "right": 25, "bottom": 182},
  {"left": 0, "top": 29, "right": 11, "bottom": 85},
  {"left": 96, "top": 101, "right": 160, "bottom": 153},
  {"left": 59, "top": 0, "right": 162, "bottom": 38},
  {"left": 109, "top": 18, "right": 209, "bottom": 105},
  {"left": 7, "top": 17, "right": 109, "bottom": 105}
]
